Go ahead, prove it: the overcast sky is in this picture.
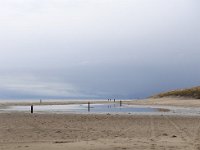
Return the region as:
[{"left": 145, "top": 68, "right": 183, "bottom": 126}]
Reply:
[{"left": 0, "top": 0, "right": 200, "bottom": 99}]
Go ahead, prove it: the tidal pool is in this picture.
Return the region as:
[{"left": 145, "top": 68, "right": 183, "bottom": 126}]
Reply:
[{"left": 0, "top": 103, "right": 160, "bottom": 114}]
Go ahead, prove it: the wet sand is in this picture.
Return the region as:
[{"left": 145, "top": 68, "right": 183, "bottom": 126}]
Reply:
[{"left": 1, "top": 97, "right": 200, "bottom": 108}]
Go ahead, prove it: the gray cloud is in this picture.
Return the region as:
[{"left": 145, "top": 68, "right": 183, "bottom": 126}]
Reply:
[{"left": 0, "top": 0, "right": 200, "bottom": 99}]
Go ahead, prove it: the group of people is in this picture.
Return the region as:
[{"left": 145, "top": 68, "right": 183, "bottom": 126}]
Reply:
[{"left": 108, "top": 99, "right": 116, "bottom": 102}]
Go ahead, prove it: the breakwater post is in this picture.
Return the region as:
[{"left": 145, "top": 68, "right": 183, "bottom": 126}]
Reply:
[
  {"left": 88, "top": 102, "right": 90, "bottom": 112},
  {"left": 120, "top": 100, "right": 122, "bottom": 107},
  {"left": 31, "top": 105, "right": 33, "bottom": 113}
]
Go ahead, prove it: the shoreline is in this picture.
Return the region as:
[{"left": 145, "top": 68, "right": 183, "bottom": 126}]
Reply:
[
  {"left": 1, "top": 98, "right": 200, "bottom": 116},
  {"left": 0, "top": 99, "right": 129, "bottom": 106},
  {"left": 1, "top": 97, "right": 200, "bottom": 107}
]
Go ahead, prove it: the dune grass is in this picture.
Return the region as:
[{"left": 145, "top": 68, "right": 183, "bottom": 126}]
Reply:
[{"left": 152, "top": 86, "right": 200, "bottom": 99}]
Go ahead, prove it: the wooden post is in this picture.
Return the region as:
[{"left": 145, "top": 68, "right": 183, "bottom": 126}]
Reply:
[
  {"left": 114, "top": 99, "right": 115, "bottom": 102},
  {"left": 120, "top": 100, "right": 122, "bottom": 107},
  {"left": 88, "top": 102, "right": 90, "bottom": 112},
  {"left": 31, "top": 105, "right": 33, "bottom": 113}
]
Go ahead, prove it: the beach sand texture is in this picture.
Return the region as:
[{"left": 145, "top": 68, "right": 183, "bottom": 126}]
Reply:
[
  {"left": 1, "top": 113, "right": 200, "bottom": 150},
  {"left": 126, "top": 98, "right": 200, "bottom": 107}
]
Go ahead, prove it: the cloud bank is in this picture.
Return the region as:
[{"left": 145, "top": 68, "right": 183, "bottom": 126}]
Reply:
[{"left": 0, "top": 0, "right": 199, "bottom": 99}]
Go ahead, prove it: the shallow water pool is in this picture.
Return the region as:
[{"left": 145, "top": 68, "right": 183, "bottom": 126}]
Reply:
[{"left": 0, "top": 103, "right": 160, "bottom": 114}]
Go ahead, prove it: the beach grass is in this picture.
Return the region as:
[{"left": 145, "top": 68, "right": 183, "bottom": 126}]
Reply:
[{"left": 152, "top": 86, "right": 200, "bottom": 99}]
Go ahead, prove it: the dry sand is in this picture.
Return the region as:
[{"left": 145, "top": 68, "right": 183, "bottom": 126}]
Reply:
[
  {"left": 125, "top": 97, "right": 200, "bottom": 107},
  {"left": 0, "top": 113, "right": 200, "bottom": 150}
]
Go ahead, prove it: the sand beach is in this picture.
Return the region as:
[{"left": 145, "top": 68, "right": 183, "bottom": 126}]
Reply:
[
  {"left": 0, "top": 98, "right": 200, "bottom": 150},
  {"left": 1, "top": 113, "right": 200, "bottom": 150}
]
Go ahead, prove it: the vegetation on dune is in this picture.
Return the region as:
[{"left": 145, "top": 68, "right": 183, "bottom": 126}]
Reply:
[{"left": 152, "top": 86, "right": 200, "bottom": 99}]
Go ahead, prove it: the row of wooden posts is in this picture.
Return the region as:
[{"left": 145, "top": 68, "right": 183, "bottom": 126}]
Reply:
[{"left": 30, "top": 100, "right": 122, "bottom": 114}]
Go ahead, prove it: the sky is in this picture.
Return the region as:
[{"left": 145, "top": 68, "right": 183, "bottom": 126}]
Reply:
[{"left": 0, "top": 0, "right": 200, "bottom": 99}]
